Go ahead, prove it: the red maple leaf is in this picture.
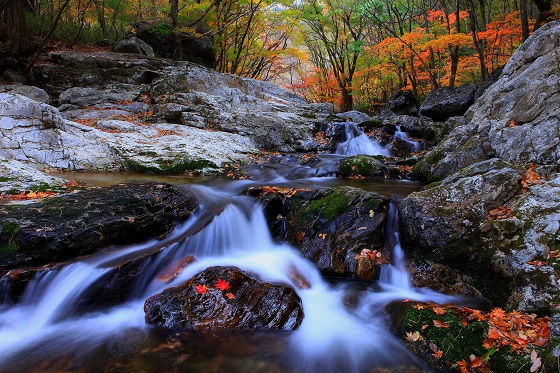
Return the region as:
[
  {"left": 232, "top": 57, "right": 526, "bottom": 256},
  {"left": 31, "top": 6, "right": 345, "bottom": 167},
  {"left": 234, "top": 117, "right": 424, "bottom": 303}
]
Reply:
[
  {"left": 225, "top": 292, "right": 235, "bottom": 300},
  {"left": 195, "top": 284, "right": 208, "bottom": 294},
  {"left": 215, "top": 279, "right": 230, "bottom": 291}
]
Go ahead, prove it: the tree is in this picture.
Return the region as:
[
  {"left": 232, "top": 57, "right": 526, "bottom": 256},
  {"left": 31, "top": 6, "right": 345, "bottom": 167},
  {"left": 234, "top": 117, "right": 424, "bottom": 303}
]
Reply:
[
  {"left": 0, "top": 0, "right": 31, "bottom": 54},
  {"left": 298, "top": 0, "right": 367, "bottom": 111}
]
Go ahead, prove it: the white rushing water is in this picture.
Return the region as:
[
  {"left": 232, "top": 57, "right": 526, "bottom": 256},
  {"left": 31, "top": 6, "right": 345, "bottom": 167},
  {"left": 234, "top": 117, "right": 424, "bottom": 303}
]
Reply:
[
  {"left": 336, "top": 123, "right": 390, "bottom": 156},
  {"left": 394, "top": 125, "right": 423, "bottom": 152},
  {"left": 0, "top": 186, "right": 458, "bottom": 372}
]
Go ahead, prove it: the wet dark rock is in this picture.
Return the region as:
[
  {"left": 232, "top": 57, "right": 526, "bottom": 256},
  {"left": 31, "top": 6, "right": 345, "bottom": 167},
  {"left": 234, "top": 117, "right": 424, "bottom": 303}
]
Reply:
[
  {"left": 128, "top": 20, "right": 215, "bottom": 68},
  {"left": 0, "top": 183, "right": 197, "bottom": 272},
  {"left": 113, "top": 36, "right": 155, "bottom": 57},
  {"left": 419, "top": 83, "right": 477, "bottom": 122},
  {"left": 410, "top": 262, "right": 484, "bottom": 298},
  {"left": 144, "top": 266, "right": 304, "bottom": 330},
  {"left": 387, "top": 90, "right": 419, "bottom": 117},
  {"left": 247, "top": 186, "right": 388, "bottom": 279}
]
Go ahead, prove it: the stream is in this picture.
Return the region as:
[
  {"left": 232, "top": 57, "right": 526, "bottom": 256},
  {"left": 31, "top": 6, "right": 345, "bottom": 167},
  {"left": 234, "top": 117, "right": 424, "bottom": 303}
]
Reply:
[{"left": 0, "top": 124, "right": 456, "bottom": 372}]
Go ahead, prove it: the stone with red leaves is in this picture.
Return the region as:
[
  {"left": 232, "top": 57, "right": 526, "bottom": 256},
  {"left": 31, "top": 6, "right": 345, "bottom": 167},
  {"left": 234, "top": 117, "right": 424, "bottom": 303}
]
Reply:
[{"left": 144, "top": 266, "right": 304, "bottom": 331}]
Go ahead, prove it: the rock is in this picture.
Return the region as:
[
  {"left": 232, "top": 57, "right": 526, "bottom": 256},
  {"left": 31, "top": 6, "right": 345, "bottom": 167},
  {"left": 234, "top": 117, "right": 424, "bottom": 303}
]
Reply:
[
  {"left": 113, "top": 36, "right": 155, "bottom": 57},
  {"left": 335, "top": 110, "right": 373, "bottom": 123},
  {"left": 149, "top": 64, "right": 333, "bottom": 151},
  {"left": 58, "top": 84, "right": 142, "bottom": 107},
  {"left": 0, "top": 154, "right": 66, "bottom": 192},
  {"left": 32, "top": 51, "right": 173, "bottom": 96},
  {"left": 400, "top": 159, "right": 522, "bottom": 253},
  {"left": 419, "top": 83, "right": 477, "bottom": 121},
  {"left": 128, "top": 20, "right": 215, "bottom": 68},
  {"left": 0, "top": 182, "right": 197, "bottom": 271},
  {"left": 337, "top": 155, "right": 387, "bottom": 178},
  {"left": 0, "top": 93, "right": 257, "bottom": 174},
  {"left": 387, "top": 90, "right": 419, "bottom": 117},
  {"left": 247, "top": 186, "right": 388, "bottom": 279},
  {"left": 0, "top": 84, "right": 50, "bottom": 103},
  {"left": 400, "top": 159, "right": 560, "bottom": 311},
  {"left": 144, "top": 266, "right": 304, "bottom": 330},
  {"left": 413, "top": 20, "right": 560, "bottom": 181},
  {"left": 410, "top": 262, "right": 484, "bottom": 298},
  {"left": 474, "top": 66, "right": 503, "bottom": 100}
]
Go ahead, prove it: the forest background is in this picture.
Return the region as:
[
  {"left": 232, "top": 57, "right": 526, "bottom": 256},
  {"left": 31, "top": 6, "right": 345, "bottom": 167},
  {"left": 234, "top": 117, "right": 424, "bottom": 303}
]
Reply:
[{"left": 0, "top": 0, "right": 557, "bottom": 113}]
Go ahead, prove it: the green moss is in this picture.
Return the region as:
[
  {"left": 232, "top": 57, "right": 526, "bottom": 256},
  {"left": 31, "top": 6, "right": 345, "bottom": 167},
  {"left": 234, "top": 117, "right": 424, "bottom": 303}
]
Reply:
[
  {"left": 138, "top": 151, "right": 159, "bottom": 157},
  {"left": 30, "top": 182, "right": 52, "bottom": 192},
  {"left": 338, "top": 155, "right": 386, "bottom": 177},
  {"left": 0, "top": 241, "right": 18, "bottom": 253},
  {"left": 0, "top": 176, "right": 11, "bottom": 182},
  {"left": 123, "top": 158, "right": 218, "bottom": 175},
  {"left": 425, "top": 149, "right": 445, "bottom": 165},
  {"left": 148, "top": 23, "right": 173, "bottom": 37},
  {"left": 401, "top": 305, "right": 486, "bottom": 362},
  {"left": 489, "top": 346, "right": 530, "bottom": 373},
  {"left": 307, "top": 191, "right": 350, "bottom": 220},
  {"left": 2, "top": 221, "right": 20, "bottom": 235}
]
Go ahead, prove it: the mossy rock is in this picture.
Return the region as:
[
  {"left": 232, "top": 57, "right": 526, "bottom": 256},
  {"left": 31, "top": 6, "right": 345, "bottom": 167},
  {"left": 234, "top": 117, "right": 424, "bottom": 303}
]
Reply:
[
  {"left": 123, "top": 158, "right": 218, "bottom": 175},
  {"left": 337, "top": 155, "right": 387, "bottom": 178}
]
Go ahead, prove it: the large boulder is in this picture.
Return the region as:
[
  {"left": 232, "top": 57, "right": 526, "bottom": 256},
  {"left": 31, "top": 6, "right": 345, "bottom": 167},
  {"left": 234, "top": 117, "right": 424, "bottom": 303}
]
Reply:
[
  {"left": 400, "top": 159, "right": 522, "bottom": 252},
  {"left": 144, "top": 266, "right": 304, "bottom": 330},
  {"left": 419, "top": 83, "right": 477, "bottom": 122},
  {"left": 387, "top": 90, "right": 419, "bottom": 117},
  {"left": 400, "top": 159, "right": 560, "bottom": 312},
  {"left": 413, "top": 20, "right": 560, "bottom": 182},
  {"left": 246, "top": 186, "right": 388, "bottom": 279},
  {"left": 31, "top": 51, "right": 173, "bottom": 96},
  {"left": 127, "top": 20, "right": 215, "bottom": 68},
  {"left": 0, "top": 183, "right": 197, "bottom": 271},
  {"left": 113, "top": 36, "right": 155, "bottom": 57},
  {"left": 0, "top": 83, "right": 50, "bottom": 103},
  {"left": 0, "top": 93, "right": 257, "bottom": 176},
  {"left": 149, "top": 64, "right": 333, "bottom": 151}
]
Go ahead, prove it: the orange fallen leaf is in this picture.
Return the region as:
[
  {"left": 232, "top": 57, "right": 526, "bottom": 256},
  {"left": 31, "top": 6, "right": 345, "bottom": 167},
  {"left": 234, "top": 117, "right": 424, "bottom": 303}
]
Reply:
[
  {"left": 470, "top": 356, "right": 483, "bottom": 368},
  {"left": 225, "top": 292, "right": 235, "bottom": 300},
  {"left": 433, "top": 306, "right": 447, "bottom": 315},
  {"left": 433, "top": 319, "right": 450, "bottom": 328},
  {"left": 457, "top": 359, "right": 469, "bottom": 373}
]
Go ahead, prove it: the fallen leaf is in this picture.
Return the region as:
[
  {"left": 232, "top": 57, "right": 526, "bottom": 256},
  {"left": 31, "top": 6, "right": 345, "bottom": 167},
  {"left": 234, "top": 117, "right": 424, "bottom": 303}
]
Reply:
[
  {"left": 215, "top": 279, "right": 230, "bottom": 291},
  {"left": 530, "top": 350, "right": 542, "bottom": 372},
  {"left": 432, "top": 350, "right": 443, "bottom": 358},
  {"left": 225, "top": 292, "right": 235, "bottom": 300},
  {"left": 470, "top": 356, "right": 483, "bottom": 368},
  {"left": 457, "top": 359, "right": 469, "bottom": 373},
  {"left": 429, "top": 341, "right": 438, "bottom": 353},
  {"left": 433, "top": 319, "right": 450, "bottom": 328},
  {"left": 195, "top": 284, "right": 208, "bottom": 294},
  {"left": 433, "top": 306, "right": 447, "bottom": 315}
]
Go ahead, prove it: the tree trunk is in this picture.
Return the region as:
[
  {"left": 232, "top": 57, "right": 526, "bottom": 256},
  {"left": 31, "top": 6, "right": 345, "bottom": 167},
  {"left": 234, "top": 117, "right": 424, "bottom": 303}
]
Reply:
[
  {"left": 340, "top": 85, "right": 353, "bottom": 112},
  {"left": 449, "top": 45, "right": 459, "bottom": 87},
  {"left": 169, "top": 0, "right": 183, "bottom": 60},
  {"left": 94, "top": 0, "right": 106, "bottom": 34},
  {"left": 0, "top": 0, "right": 30, "bottom": 54},
  {"left": 533, "top": 0, "right": 553, "bottom": 30}
]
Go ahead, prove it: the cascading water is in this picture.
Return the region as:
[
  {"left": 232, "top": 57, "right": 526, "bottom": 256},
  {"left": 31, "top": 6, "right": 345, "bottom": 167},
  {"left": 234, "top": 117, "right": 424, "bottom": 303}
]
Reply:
[
  {"left": 394, "top": 125, "right": 423, "bottom": 152},
  {"left": 0, "top": 185, "right": 459, "bottom": 372},
  {"left": 336, "top": 123, "right": 390, "bottom": 156}
]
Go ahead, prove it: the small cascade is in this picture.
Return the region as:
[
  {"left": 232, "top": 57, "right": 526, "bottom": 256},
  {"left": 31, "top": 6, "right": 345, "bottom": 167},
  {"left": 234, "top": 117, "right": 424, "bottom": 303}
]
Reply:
[
  {"left": 0, "top": 186, "right": 459, "bottom": 372},
  {"left": 394, "top": 126, "right": 422, "bottom": 152},
  {"left": 379, "top": 200, "right": 413, "bottom": 291},
  {"left": 336, "top": 123, "right": 389, "bottom": 156}
]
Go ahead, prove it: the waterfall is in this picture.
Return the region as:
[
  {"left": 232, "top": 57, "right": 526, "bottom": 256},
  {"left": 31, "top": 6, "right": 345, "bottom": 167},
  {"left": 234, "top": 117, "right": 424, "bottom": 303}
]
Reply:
[
  {"left": 394, "top": 126, "right": 422, "bottom": 152},
  {"left": 336, "top": 123, "right": 389, "bottom": 156},
  {"left": 0, "top": 186, "right": 456, "bottom": 372}
]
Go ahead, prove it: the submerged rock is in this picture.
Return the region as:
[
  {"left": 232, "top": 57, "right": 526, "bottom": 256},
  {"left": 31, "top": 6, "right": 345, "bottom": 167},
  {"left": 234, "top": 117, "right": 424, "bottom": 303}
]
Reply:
[
  {"left": 144, "top": 266, "right": 304, "bottom": 330},
  {"left": 0, "top": 182, "right": 197, "bottom": 271}
]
